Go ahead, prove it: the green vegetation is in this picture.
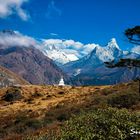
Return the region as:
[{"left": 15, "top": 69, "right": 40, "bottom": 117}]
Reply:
[
  {"left": 105, "top": 58, "right": 140, "bottom": 68},
  {"left": 94, "top": 90, "right": 140, "bottom": 109},
  {"left": 56, "top": 108, "right": 140, "bottom": 140},
  {"left": 107, "top": 92, "right": 140, "bottom": 108},
  {"left": 27, "top": 108, "right": 140, "bottom": 140},
  {"left": 125, "top": 26, "right": 140, "bottom": 45},
  {"left": 14, "top": 113, "right": 43, "bottom": 135}
]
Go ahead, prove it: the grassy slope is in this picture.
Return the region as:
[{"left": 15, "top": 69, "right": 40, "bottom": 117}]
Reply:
[{"left": 0, "top": 81, "right": 139, "bottom": 139}]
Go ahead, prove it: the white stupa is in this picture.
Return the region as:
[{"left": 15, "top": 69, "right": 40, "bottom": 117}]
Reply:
[{"left": 58, "top": 77, "right": 65, "bottom": 86}]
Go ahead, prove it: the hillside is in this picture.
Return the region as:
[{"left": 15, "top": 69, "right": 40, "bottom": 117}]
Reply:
[
  {"left": 0, "top": 46, "right": 68, "bottom": 85},
  {"left": 0, "top": 65, "right": 29, "bottom": 88},
  {"left": 0, "top": 81, "right": 139, "bottom": 139}
]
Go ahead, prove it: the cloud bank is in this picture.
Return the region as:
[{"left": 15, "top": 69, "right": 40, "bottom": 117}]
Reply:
[
  {"left": 42, "top": 39, "right": 97, "bottom": 58},
  {"left": 0, "top": 30, "right": 38, "bottom": 47},
  {"left": 0, "top": 0, "right": 29, "bottom": 21}
]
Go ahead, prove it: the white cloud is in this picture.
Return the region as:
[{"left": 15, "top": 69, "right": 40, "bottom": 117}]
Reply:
[
  {"left": 42, "top": 39, "right": 97, "bottom": 58},
  {"left": 0, "top": 0, "right": 29, "bottom": 21},
  {"left": 43, "top": 39, "right": 62, "bottom": 44},
  {"left": 131, "top": 46, "right": 140, "bottom": 54},
  {"left": 0, "top": 30, "right": 39, "bottom": 47},
  {"left": 50, "top": 33, "right": 58, "bottom": 36},
  {"left": 82, "top": 44, "right": 97, "bottom": 55},
  {"left": 63, "top": 40, "right": 83, "bottom": 50},
  {"left": 46, "top": 0, "right": 61, "bottom": 19}
]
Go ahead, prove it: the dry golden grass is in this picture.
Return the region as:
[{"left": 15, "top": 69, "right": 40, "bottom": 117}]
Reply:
[
  {"left": 0, "top": 81, "right": 139, "bottom": 140},
  {"left": 0, "top": 85, "right": 108, "bottom": 115}
]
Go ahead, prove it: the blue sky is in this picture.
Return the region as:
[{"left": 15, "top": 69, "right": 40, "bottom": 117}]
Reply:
[{"left": 0, "top": 0, "right": 140, "bottom": 50}]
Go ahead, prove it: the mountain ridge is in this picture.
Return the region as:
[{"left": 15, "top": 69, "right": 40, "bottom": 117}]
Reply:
[
  {"left": 40, "top": 38, "right": 140, "bottom": 66},
  {"left": 62, "top": 39, "right": 140, "bottom": 85},
  {"left": 0, "top": 29, "right": 140, "bottom": 86}
]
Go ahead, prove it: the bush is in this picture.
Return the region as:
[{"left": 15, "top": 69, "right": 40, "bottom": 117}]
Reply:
[
  {"left": 2, "top": 87, "right": 23, "bottom": 102},
  {"left": 58, "top": 91, "right": 65, "bottom": 95},
  {"left": 0, "top": 128, "right": 7, "bottom": 139},
  {"left": 15, "top": 114, "right": 43, "bottom": 132},
  {"left": 107, "top": 92, "right": 140, "bottom": 108},
  {"left": 25, "top": 119, "right": 43, "bottom": 130},
  {"left": 32, "top": 92, "right": 43, "bottom": 98},
  {"left": 57, "top": 113, "right": 68, "bottom": 122},
  {"left": 56, "top": 108, "right": 140, "bottom": 140}
]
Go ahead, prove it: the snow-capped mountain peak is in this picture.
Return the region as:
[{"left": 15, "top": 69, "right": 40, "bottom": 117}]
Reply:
[
  {"left": 86, "top": 38, "right": 122, "bottom": 63},
  {"left": 39, "top": 38, "right": 140, "bottom": 66},
  {"left": 107, "top": 38, "right": 120, "bottom": 50},
  {"left": 42, "top": 49, "right": 78, "bottom": 65},
  {"left": 40, "top": 39, "right": 79, "bottom": 65},
  {"left": 40, "top": 39, "right": 95, "bottom": 65},
  {"left": 131, "top": 46, "right": 140, "bottom": 55},
  {"left": 40, "top": 38, "right": 122, "bottom": 65}
]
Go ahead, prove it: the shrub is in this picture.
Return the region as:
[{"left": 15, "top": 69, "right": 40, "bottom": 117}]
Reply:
[
  {"left": 56, "top": 108, "right": 140, "bottom": 140},
  {"left": 56, "top": 114, "right": 68, "bottom": 122},
  {"left": 25, "top": 119, "right": 43, "bottom": 130},
  {"left": 32, "top": 92, "right": 43, "bottom": 98},
  {"left": 0, "top": 128, "right": 7, "bottom": 139},
  {"left": 24, "top": 98, "right": 34, "bottom": 104},
  {"left": 14, "top": 114, "right": 43, "bottom": 133},
  {"left": 58, "top": 91, "right": 65, "bottom": 95},
  {"left": 2, "top": 87, "right": 23, "bottom": 102},
  {"left": 107, "top": 92, "right": 140, "bottom": 108},
  {"left": 15, "top": 115, "right": 28, "bottom": 124}
]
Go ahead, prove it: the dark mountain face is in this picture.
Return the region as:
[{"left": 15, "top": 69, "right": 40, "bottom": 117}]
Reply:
[
  {"left": 71, "top": 65, "right": 140, "bottom": 86},
  {"left": 0, "top": 45, "right": 70, "bottom": 85}
]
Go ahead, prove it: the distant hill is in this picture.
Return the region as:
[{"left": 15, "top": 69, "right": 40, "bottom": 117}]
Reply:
[{"left": 0, "top": 65, "right": 29, "bottom": 87}]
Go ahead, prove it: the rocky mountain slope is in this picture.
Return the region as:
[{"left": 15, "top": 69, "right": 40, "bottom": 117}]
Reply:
[{"left": 0, "top": 65, "right": 29, "bottom": 88}]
